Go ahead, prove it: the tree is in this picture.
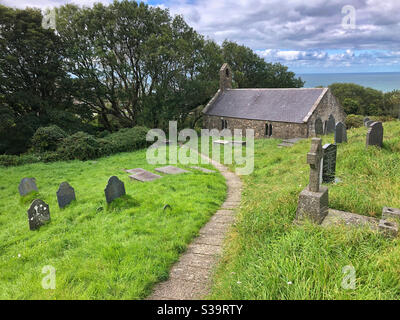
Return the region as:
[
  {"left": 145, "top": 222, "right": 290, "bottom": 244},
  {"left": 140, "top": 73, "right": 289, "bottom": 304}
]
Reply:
[
  {"left": 0, "top": 5, "right": 86, "bottom": 154},
  {"left": 221, "top": 41, "right": 304, "bottom": 88}
]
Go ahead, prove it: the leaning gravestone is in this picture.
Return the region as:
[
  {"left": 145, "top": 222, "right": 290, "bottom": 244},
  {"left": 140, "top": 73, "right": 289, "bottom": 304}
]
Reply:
[
  {"left": 27, "top": 199, "right": 50, "bottom": 231},
  {"left": 322, "top": 144, "right": 337, "bottom": 183},
  {"left": 315, "top": 117, "right": 324, "bottom": 135},
  {"left": 366, "top": 122, "right": 383, "bottom": 148},
  {"left": 56, "top": 182, "right": 76, "bottom": 209},
  {"left": 104, "top": 176, "right": 126, "bottom": 203},
  {"left": 334, "top": 122, "right": 347, "bottom": 144},
  {"left": 326, "top": 115, "right": 336, "bottom": 134},
  {"left": 18, "top": 178, "right": 38, "bottom": 196}
]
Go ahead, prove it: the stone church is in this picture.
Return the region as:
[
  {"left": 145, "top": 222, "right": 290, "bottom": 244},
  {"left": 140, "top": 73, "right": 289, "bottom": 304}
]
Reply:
[{"left": 202, "top": 64, "right": 346, "bottom": 139}]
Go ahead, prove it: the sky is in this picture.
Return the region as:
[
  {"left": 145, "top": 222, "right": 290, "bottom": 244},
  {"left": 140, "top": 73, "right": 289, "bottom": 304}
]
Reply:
[{"left": 1, "top": 0, "right": 400, "bottom": 74}]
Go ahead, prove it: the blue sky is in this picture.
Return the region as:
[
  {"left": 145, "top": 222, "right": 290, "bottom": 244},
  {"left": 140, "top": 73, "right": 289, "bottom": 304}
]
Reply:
[{"left": 2, "top": 0, "right": 400, "bottom": 74}]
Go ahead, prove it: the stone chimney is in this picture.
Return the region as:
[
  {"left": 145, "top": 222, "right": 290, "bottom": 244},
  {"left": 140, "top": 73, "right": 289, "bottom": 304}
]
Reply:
[{"left": 219, "top": 63, "right": 232, "bottom": 91}]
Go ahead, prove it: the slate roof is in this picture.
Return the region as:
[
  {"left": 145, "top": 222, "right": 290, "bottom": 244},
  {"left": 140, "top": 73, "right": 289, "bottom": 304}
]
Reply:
[{"left": 203, "top": 88, "right": 327, "bottom": 124}]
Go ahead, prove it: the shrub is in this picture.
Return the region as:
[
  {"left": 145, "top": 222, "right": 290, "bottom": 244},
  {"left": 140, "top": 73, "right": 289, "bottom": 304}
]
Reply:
[
  {"left": 31, "top": 125, "right": 68, "bottom": 152},
  {"left": 0, "top": 154, "right": 41, "bottom": 167},
  {"left": 345, "top": 114, "right": 364, "bottom": 129},
  {"left": 103, "top": 126, "right": 150, "bottom": 153},
  {"left": 57, "top": 132, "right": 100, "bottom": 161}
]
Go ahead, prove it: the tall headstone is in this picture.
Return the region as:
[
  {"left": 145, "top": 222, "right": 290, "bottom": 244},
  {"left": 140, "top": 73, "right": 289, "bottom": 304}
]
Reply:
[
  {"left": 104, "top": 176, "right": 126, "bottom": 203},
  {"left": 18, "top": 178, "right": 38, "bottom": 196},
  {"left": 27, "top": 199, "right": 50, "bottom": 231},
  {"left": 56, "top": 182, "right": 76, "bottom": 208},
  {"left": 322, "top": 144, "right": 337, "bottom": 183},
  {"left": 366, "top": 122, "right": 383, "bottom": 148},
  {"left": 315, "top": 117, "right": 324, "bottom": 135},
  {"left": 334, "top": 122, "right": 347, "bottom": 144},
  {"left": 296, "top": 138, "right": 329, "bottom": 224},
  {"left": 326, "top": 115, "right": 336, "bottom": 134}
]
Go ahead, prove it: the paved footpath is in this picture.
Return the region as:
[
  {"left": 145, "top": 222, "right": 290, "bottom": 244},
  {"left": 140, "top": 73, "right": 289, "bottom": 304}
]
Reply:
[{"left": 147, "top": 152, "right": 242, "bottom": 300}]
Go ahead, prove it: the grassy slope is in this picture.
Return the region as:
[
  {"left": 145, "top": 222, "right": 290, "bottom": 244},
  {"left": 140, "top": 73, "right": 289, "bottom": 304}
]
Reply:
[
  {"left": 210, "top": 121, "right": 400, "bottom": 300},
  {"left": 0, "top": 148, "right": 226, "bottom": 299}
]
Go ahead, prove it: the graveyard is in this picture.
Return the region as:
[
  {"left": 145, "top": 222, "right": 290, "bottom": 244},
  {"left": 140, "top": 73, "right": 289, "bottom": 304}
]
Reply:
[
  {"left": 0, "top": 148, "right": 226, "bottom": 299},
  {"left": 209, "top": 121, "right": 400, "bottom": 299},
  {"left": 0, "top": 121, "right": 399, "bottom": 299}
]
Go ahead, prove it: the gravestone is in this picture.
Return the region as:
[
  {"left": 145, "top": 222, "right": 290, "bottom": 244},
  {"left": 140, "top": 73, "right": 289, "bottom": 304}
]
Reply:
[
  {"left": 366, "top": 121, "right": 383, "bottom": 148},
  {"left": 315, "top": 117, "right": 324, "bottom": 135},
  {"left": 56, "top": 182, "right": 76, "bottom": 209},
  {"left": 129, "top": 171, "right": 162, "bottom": 182},
  {"left": 382, "top": 207, "right": 400, "bottom": 220},
  {"left": 334, "top": 122, "right": 347, "bottom": 144},
  {"left": 155, "top": 166, "right": 189, "bottom": 175},
  {"left": 365, "top": 120, "right": 374, "bottom": 128},
  {"left": 296, "top": 138, "right": 329, "bottom": 224},
  {"left": 190, "top": 166, "right": 216, "bottom": 173},
  {"left": 104, "top": 176, "right": 126, "bottom": 203},
  {"left": 18, "top": 178, "right": 38, "bottom": 196},
  {"left": 364, "top": 117, "right": 370, "bottom": 126},
  {"left": 125, "top": 168, "right": 148, "bottom": 175},
  {"left": 326, "top": 115, "right": 336, "bottom": 134},
  {"left": 322, "top": 144, "right": 337, "bottom": 183},
  {"left": 27, "top": 199, "right": 50, "bottom": 231}
]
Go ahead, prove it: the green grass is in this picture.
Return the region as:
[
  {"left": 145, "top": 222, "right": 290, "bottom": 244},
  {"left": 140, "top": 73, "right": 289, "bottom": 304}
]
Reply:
[
  {"left": 0, "top": 147, "right": 226, "bottom": 299},
  {"left": 210, "top": 121, "right": 400, "bottom": 300}
]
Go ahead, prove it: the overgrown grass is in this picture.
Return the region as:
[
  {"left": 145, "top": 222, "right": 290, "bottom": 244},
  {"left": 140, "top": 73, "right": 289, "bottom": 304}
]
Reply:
[
  {"left": 0, "top": 147, "right": 226, "bottom": 299},
  {"left": 210, "top": 121, "right": 400, "bottom": 300}
]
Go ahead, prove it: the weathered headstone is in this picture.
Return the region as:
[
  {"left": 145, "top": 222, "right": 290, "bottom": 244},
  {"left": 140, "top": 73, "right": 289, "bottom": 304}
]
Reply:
[
  {"left": 104, "top": 176, "right": 126, "bottom": 203},
  {"left": 56, "top": 182, "right": 76, "bottom": 209},
  {"left": 322, "top": 144, "right": 337, "bottom": 183},
  {"left": 129, "top": 171, "right": 162, "bottom": 182},
  {"left": 27, "top": 199, "right": 50, "bottom": 231},
  {"left": 365, "top": 120, "right": 374, "bottom": 128},
  {"left": 366, "top": 121, "right": 383, "bottom": 148},
  {"left": 315, "top": 117, "right": 324, "bottom": 135},
  {"left": 296, "top": 138, "right": 329, "bottom": 224},
  {"left": 18, "top": 178, "right": 38, "bottom": 196},
  {"left": 155, "top": 166, "right": 189, "bottom": 175},
  {"left": 190, "top": 166, "right": 216, "bottom": 173},
  {"left": 334, "top": 122, "right": 347, "bottom": 144},
  {"left": 326, "top": 115, "right": 336, "bottom": 134},
  {"left": 364, "top": 117, "right": 370, "bottom": 126},
  {"left": 382, "top": 207, "right": 400, "bottom": 220},
  {"left": 124, "top": 168, "right": 148, "bottom": 175}
]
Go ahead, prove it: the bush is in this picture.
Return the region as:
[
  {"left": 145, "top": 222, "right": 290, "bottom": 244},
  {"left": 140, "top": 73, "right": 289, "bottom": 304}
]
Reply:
[
  {"left": 57, "top": 132, "right": 100, "bottom": 161},
  {"left": 0, "top": 154, "right": 41, "bottom": 167},
  {"left": 345, "top": 114, "right": 364, "bottom": 129},
  {"left": 31, "top": 125, "right": 68, "bottom": 152},
  {"left": 103, "top": 126, "right": 150, "bottom": 153}
]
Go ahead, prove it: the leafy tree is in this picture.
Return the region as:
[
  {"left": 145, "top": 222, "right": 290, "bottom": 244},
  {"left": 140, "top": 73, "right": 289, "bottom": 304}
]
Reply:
[
  {"left": 221, "top": 41, "right": 304, "bottom": 88},
  {"left": 0, "top": 6, "right": 87, "bottom": 154}
]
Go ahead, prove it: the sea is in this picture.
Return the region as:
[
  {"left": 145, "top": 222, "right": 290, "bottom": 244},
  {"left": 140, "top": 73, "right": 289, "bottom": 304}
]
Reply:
[{"left": 299, "top": 72, "right": 400, "bottom": 93}]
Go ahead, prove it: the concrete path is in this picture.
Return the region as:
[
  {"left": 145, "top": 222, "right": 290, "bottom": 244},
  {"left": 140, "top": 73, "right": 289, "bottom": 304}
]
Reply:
[{"left": 147, "top": 153, "right": 242, "bottom": 300}]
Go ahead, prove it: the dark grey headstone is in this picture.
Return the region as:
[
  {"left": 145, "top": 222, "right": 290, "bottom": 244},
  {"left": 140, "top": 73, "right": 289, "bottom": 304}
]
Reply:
[
  {"left": 322, "top": 143, "right": 337, "bottom": 183},
  {"left": 129, "top": 171, "right": 162, "bottom": 182},
  {"left": 104, "top": 176, "right": 126, "bottom": 203},
  {"left": 56, "top": 182, "right": 76, "bottom": 209},
  {"left": 18, "top": 178, "right": 38, "bottom": 196},
  {"left": 155, "top": 166, "right": 189, "bottom": 175},
  {"left": 366, "top": 122, "right": 383, "bottom": 148},
  {"left": 364, "top": 117, "right": 370, "bottom": 126},
  {"left": 334, "top": 122, "right": 347, "bottom": 144},
  {"left": 315, "top": 117, "right": 324, "bottom": 135},
  {"left": 326, "top": 115, "right": 336, "bottom": 134},
  {"left": 27, "top": 199, "right": 50, "bottom": 231}
]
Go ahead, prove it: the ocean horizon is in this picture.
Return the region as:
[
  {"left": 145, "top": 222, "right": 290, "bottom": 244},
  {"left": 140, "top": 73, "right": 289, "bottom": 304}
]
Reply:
[{"left": 299, "top": 72, "right": 400, "bottom": 93}]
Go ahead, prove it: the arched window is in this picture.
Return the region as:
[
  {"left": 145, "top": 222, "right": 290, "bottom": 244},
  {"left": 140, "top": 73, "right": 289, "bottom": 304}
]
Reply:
[
  {"left": 269, "top": 124, "right": 273, "bottom": 137},
  {"left": 265, "top": 123, "right": 273, "bottom": 137}
]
